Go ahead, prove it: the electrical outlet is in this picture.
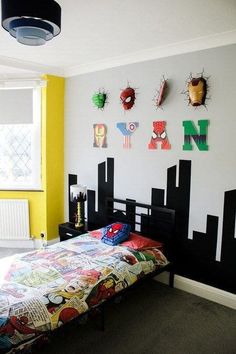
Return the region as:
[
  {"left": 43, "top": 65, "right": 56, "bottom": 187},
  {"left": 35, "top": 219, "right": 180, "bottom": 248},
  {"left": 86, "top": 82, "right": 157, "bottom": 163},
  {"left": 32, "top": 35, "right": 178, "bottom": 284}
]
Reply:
[{"left": 40, "top": 232, "right": 47, "bottom": 249}]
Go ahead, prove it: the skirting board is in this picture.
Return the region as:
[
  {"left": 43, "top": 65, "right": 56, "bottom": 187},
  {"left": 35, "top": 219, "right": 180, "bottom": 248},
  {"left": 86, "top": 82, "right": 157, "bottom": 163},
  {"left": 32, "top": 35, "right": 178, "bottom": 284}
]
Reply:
[
  {"left": 33, "top": 237, "right": 60, "bottom": 249},
  {"left": 155, "top": 272, "right": 236, "bottom": 310}
]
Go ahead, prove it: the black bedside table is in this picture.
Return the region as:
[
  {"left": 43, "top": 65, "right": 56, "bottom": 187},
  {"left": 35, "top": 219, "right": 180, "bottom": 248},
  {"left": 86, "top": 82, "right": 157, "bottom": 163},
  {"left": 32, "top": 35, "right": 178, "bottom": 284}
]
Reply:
[{"left": 59, "top": 222, "right": 87, "bottom": 242}]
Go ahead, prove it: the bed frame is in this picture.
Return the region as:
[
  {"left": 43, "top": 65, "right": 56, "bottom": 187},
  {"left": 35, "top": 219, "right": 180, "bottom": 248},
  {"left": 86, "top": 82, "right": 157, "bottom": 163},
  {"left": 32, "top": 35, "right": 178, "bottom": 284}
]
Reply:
[
  {"left": 29, "top": 198, "right": 176, "bottom": 350},
  {"left": 66, "top": 197, "right": 176, "bottom": 333},
  {"left": 84, "top": 196, "right": 176, "bottom": 331}
]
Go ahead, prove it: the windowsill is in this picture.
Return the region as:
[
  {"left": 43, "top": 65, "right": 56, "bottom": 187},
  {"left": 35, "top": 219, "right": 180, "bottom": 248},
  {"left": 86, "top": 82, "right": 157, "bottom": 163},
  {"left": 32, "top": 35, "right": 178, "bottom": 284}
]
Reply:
[{"left": 0, "top": 189, "right": 44, "bottom": 192}]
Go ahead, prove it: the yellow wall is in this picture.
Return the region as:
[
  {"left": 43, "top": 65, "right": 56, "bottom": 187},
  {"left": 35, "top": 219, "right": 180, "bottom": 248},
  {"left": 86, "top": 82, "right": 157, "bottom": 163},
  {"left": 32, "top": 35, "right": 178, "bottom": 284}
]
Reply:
[
  {"left": 43, "top": 75, "right": 65, "bottom": 240},
  {"left": 0, "top": 75, "right": 65, "bottom": 241}
]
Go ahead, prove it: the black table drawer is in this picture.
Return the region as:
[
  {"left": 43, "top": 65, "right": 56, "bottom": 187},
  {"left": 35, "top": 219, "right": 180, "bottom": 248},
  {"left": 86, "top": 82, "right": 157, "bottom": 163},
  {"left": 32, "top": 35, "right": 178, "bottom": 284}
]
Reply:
[{"left": 59, "top": 222, "right": 87, "bottom": 242}]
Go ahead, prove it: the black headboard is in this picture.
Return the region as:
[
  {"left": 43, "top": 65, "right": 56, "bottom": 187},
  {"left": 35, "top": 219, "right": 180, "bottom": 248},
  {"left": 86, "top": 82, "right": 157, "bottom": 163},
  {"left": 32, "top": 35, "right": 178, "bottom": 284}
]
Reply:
[{"left": 105, "top": 197, "right": 176, "bottom": 259}]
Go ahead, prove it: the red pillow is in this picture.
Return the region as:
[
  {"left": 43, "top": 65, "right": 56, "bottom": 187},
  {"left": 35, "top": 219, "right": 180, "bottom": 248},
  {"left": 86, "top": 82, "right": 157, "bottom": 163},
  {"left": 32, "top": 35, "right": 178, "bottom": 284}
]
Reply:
[
  {"left": 89, "top": 229, "right": 102, "bottom": 239},
  {"left": 120, "top": 232, "right": 163, "bottom": 251}
]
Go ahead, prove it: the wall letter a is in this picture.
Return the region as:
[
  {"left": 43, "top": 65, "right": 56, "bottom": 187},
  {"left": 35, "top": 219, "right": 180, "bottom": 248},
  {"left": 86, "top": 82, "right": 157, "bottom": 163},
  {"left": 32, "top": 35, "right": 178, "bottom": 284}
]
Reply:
[{"left": 183, "top": 120, "right": 209, "bottom": 151}]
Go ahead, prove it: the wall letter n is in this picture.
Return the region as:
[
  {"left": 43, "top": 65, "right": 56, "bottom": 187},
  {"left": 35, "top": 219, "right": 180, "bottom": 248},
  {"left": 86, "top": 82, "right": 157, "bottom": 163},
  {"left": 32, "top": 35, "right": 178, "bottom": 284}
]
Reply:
[{"left": 183, "top": 120, "right": 209, "bottom": 151}]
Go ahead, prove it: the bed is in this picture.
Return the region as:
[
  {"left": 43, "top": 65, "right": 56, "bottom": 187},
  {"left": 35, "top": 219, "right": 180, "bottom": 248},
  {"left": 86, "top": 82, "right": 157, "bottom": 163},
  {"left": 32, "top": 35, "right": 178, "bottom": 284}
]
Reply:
[{"left": 0, "top": 198, "right": 175, "bottom": 354}]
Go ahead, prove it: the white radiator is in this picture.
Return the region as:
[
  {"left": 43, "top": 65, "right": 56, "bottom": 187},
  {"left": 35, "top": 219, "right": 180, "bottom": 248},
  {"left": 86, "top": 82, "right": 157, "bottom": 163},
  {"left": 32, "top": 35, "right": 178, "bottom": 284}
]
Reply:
[{"left": 0, "top": 199, "right": 30, "bottom": 240}]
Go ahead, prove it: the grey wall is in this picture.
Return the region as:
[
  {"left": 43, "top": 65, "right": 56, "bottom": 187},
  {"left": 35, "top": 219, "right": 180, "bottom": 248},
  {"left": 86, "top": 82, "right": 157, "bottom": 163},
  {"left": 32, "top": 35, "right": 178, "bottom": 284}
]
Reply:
[{"left": 65, "top": 44, "right": 236, "bottom": 266}]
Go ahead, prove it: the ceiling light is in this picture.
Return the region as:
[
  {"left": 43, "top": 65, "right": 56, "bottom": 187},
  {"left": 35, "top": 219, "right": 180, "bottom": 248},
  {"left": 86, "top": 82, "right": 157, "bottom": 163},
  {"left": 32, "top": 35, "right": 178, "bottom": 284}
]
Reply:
[{"left": 1, "top": 0, "right": 61, "bottom": 46}]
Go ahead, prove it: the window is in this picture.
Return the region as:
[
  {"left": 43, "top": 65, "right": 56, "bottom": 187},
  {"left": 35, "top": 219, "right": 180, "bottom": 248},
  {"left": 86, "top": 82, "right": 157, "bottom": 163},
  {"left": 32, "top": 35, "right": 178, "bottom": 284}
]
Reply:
[{"left": 0, "top": 85, "right": 42, "bottom": 190}]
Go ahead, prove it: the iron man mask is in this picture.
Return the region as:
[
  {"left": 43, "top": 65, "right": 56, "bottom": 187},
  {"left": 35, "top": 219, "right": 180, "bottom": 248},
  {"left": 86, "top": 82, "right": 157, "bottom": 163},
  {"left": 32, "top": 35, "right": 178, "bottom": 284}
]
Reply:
[{"left": 188, "top": 77, "right": 207, "bottom": 106}]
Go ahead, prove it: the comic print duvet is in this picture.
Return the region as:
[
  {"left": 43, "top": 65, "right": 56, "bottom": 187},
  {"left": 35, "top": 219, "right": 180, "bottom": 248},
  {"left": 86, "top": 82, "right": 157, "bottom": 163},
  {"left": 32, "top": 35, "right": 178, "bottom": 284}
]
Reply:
[{"left": 0, "top": 233, "right": 168, "bottom": 353}]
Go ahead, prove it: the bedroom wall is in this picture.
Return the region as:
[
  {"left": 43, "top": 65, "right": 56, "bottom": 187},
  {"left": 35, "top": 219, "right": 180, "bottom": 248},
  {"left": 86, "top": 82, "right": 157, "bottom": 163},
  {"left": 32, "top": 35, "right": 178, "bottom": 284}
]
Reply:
[
  {"left": 65, "top": 44, "right": 236, "bottom": 293},
  {"left": 42, "top": 75, "right": 65, "bottom": 241}
]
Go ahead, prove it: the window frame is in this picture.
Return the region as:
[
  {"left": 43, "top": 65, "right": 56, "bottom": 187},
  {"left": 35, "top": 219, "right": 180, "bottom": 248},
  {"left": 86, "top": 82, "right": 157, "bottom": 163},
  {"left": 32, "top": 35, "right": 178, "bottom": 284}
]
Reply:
[{"left": 0, "top": 86, "right": 42, "bottom": 191}]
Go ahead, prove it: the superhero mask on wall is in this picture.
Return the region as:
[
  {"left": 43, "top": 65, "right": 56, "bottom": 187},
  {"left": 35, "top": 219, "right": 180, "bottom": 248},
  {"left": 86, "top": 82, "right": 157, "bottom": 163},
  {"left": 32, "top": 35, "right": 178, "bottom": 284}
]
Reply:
[
  {"left": 120, "top": 86, "right": 136, "bottom": 110},
  {"left": 92, "top": 90, "right": 107, "bottom": 109},
  {"left": 182, "top": 71, "right": 209, "bottom": 108},
  {"left": 188, "top": 77, "right": 207, "bottom": 106},
  {"left": 154, "top": 76, "right": 168, "bottom": 109}
]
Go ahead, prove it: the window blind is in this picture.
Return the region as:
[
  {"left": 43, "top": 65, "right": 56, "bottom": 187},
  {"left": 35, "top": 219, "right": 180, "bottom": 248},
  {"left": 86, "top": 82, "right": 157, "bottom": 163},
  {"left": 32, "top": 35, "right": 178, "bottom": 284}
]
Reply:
[{"left": 0, "top": 88, "right": 33, "bottom": 124}]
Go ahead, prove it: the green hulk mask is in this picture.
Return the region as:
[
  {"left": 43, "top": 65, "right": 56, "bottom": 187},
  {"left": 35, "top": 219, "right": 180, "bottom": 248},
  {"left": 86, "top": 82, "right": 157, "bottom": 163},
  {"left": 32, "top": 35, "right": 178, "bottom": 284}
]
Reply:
[{"left": 92, "top": 92, "right": 107, "bottom": 109}]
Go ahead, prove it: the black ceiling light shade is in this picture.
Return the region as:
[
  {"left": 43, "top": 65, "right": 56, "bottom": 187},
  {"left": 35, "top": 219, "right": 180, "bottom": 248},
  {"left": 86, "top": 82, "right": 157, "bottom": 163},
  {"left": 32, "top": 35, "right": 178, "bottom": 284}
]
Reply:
[{"left": 1, "top": 0, "right": 61, "bottom": 46}]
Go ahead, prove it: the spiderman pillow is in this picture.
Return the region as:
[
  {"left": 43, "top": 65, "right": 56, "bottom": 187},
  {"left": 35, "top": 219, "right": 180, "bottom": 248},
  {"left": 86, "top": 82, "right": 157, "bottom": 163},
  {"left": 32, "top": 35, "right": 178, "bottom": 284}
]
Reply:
[{"left": 101, "top": 222, "right": 131, "bottom": 246}]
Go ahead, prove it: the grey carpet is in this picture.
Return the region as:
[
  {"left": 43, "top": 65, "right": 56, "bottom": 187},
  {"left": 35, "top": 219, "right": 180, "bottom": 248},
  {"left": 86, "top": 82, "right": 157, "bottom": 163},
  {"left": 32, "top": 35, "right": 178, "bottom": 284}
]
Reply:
[
  {"left": 0, "top": 247, "right": 32, "bottom": 258},
  {"left": 33, "top": 279, "right": 236, "bottom": 354}
]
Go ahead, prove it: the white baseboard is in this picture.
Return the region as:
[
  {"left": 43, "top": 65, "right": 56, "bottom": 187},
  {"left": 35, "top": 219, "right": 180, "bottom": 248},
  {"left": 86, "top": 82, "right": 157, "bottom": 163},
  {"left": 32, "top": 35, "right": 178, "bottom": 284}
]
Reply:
[
  {"left": 33, "top": 237, "right": 60, "bottom": 249},
  {"left": 155, "top": 272, "right": 236, "bottom": 310},
  {"left": 47, "top": 237, "right": 60, "bottom": 245}
]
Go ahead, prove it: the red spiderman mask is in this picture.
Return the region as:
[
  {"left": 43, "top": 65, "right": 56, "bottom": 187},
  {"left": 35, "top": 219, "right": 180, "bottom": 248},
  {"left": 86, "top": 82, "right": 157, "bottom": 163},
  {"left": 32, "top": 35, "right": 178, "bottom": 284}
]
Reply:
[
  {"left": 107, "top": 223, "right": 123, "bottom": 238},
  {"left": 120, "top": 87, "right": 136, "bottom": 110}
]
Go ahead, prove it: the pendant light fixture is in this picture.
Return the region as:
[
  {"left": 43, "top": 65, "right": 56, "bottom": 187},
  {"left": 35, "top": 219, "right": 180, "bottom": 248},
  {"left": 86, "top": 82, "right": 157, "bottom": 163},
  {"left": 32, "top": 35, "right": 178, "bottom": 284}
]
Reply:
[{"left": 1, "top": 0, "right": 61, "bottom": 46}]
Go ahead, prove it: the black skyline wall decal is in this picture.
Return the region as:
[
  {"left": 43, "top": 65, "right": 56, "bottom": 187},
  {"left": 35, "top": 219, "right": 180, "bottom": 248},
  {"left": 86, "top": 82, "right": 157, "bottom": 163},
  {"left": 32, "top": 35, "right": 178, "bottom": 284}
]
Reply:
[
  {"left": 87, "top": 157, "right": 114, "bottom": 229},
  {"left": 69, "top": 158, "right": 236, "bottom": 294}
]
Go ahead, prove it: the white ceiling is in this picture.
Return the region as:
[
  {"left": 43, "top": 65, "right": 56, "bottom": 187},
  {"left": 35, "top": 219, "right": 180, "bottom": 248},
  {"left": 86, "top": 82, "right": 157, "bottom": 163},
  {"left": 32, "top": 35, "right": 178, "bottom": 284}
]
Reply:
[{"left": 0, "top": 0, "right": 236, "bottom": 78}]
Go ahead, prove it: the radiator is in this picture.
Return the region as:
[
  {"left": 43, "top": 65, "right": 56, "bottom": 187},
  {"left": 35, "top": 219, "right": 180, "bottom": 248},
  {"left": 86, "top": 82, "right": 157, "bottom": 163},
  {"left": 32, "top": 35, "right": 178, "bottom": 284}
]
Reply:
[{"left": 0, "top": 199, "right": 30, "bottom": 240}]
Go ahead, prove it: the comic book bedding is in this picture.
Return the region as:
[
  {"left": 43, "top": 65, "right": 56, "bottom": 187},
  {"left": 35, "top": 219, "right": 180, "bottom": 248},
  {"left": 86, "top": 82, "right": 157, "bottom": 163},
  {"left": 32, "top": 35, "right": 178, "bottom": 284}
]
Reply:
[{"left": 0, "top": 233, "right": 168, "bottom": 354}]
